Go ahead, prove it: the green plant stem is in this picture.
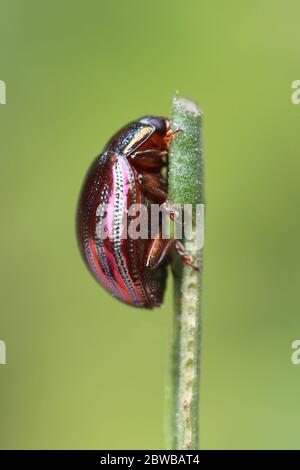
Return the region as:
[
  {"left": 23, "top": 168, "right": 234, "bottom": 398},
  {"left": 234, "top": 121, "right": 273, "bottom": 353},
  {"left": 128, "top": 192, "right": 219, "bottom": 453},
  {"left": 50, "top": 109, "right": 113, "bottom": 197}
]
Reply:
[{"left": 165, "top": 95, "right": 204, "bottom": 450}]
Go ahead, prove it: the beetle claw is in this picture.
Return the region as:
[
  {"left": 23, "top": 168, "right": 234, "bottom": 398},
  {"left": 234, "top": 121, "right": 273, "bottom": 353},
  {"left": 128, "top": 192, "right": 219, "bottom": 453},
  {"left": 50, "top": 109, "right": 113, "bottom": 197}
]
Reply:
[
  {"left": 163, "top": 201, "right": 185, "bottom": 226},
  {"left": 164, "top": 128, "right": 183, "bottom": 144},
  {"left": 175, "top": 241, "right": 200, "bottom": 271},
  {"left": 172, "top": 127, "right": 183, "bottom": 135}
]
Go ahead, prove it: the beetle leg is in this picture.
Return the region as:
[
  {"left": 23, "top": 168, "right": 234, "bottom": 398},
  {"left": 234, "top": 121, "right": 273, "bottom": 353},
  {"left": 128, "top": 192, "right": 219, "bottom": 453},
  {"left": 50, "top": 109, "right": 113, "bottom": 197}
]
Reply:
[
  {"left": 138, "top": 173, "right": 168, "bottom": 204},
  {"left": 160, "top": 200, "right": 185, "bottom": 229},
  {"left": 174, "top": 241, "right": 200, "bottom": 271},
  {"left": 132, "top": 149, "right": 168, "bottom": 158},
  {"left": 145, "top": 232, "right": 174, "bottom": 271},
  {"left": 138, "top": 173, "right": 166, "bottom": 186},
  {"left": 162, "top": 200, "right": 181, "bottom": 222},
  {"left": 137, "top": 171, "right": 185, "bottom": 232},
  {"left": 146, "top": 232, "right": 199, "bottom": 272},
  {"left": 130, "top": 150, "right": 167, "bottom": 172},
  {"left": 137, "top": 176, "right": 183, "bottom": 225}
]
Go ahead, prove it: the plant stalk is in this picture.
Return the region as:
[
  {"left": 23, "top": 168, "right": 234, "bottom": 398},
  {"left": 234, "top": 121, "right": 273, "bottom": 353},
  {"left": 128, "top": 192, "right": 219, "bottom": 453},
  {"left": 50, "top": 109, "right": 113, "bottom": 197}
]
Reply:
[{"left": 165, "top": 94, "right": 204, "bottom": 450}]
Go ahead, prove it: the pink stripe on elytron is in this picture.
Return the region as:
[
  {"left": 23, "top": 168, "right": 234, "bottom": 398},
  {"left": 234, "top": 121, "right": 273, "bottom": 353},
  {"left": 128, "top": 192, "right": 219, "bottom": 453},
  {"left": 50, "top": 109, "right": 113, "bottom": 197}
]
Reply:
[
  {"left": 121, "top": 157, "right": 148, "bottom": 305},
  {"left": 112, "top": 160, "right": 141, "bottom": 304},
  {"left": 88, "top": 236, "right": 112, "bottom": 291}
]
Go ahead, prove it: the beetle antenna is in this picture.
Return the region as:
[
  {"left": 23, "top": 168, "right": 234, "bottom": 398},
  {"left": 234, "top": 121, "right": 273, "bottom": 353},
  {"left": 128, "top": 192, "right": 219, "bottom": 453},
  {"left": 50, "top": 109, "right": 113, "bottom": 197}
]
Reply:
[{"left": 172, "top": 128, "right": 183, "bottom": 135}]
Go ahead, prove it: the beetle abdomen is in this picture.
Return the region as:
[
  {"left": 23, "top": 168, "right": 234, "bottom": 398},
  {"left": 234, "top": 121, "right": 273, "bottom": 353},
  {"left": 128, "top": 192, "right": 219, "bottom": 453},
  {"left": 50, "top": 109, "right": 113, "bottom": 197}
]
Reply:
[{"left": 77, "top": 152, "right": 161, "bottom": 308}]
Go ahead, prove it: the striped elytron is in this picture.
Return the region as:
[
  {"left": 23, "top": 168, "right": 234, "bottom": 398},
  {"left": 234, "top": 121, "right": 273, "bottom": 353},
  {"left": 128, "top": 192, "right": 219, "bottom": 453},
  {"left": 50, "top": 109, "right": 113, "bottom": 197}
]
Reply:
[{"left": 76, "top": 116, "right": 195, "bottom": 308}]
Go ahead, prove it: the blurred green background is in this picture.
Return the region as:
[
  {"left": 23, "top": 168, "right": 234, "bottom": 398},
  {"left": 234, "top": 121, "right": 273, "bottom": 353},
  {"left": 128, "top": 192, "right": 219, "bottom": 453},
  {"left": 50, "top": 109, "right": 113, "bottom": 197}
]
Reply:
[{"left": 1, "top": 0, "right": 300, "bottom": 450}]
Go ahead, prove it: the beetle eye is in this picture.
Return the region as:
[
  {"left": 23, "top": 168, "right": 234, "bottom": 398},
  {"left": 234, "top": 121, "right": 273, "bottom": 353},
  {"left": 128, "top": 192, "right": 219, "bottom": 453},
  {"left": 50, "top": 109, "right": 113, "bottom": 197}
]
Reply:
[{"left": 147, "top": 117, "right": 169, "bottom": 135}]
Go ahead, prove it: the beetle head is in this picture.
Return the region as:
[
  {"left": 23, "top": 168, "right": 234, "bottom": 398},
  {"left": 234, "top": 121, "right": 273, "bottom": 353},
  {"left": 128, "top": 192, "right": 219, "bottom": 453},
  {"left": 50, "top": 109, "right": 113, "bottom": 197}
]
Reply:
[{"left": 140, "top": 116, "right": 170, "bottom": 136}]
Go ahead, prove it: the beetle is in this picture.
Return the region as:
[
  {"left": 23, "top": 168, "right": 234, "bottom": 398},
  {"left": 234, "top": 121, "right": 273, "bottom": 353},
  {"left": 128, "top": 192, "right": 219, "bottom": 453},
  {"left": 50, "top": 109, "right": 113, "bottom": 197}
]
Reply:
[{"left": 76, "top": 116, "right": 196, "bottom": 308}]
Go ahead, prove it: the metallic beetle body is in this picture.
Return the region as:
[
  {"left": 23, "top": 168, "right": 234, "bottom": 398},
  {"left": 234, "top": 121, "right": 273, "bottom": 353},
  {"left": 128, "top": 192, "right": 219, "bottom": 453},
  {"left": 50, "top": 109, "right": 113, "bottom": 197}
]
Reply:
[{"left": 77, "top": 117, "right": 174, "bottom": 308}]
